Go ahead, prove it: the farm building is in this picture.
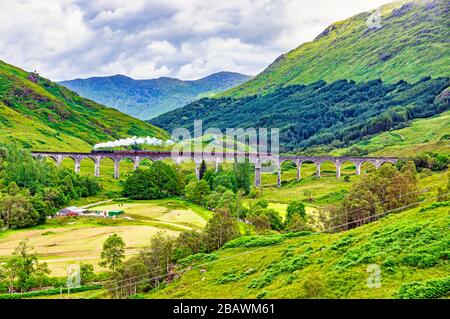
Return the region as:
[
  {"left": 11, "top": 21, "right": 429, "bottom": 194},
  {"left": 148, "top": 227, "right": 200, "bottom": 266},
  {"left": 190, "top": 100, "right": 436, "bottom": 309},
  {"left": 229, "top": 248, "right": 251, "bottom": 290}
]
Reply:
[
  {"left": 57, "top": 206, "right": 123, "bottom": 218},
  {"left": 57, "top": 206, "right": 86, "bottom": 216}
]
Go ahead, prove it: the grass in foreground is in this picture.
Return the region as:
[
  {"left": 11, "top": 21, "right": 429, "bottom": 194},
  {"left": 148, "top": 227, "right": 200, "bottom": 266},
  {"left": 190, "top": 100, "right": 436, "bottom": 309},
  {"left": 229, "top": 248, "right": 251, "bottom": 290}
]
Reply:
[{"left": 146, "top": 191, "right": 449, "bottom": 299}]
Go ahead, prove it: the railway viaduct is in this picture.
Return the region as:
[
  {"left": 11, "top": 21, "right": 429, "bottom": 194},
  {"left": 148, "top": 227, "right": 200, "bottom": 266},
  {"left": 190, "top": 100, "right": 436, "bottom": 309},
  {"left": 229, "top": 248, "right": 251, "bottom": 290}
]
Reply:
[{"left": 31, "top": 151, "right": 399, "bottom": 188}]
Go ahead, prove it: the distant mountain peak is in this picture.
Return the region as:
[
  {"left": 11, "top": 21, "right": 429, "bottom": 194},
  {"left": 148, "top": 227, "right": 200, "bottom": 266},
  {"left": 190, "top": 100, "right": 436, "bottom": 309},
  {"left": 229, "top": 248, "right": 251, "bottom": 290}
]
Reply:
[{"left": 59, "top": 71, "right": 252, "bottom": 119}]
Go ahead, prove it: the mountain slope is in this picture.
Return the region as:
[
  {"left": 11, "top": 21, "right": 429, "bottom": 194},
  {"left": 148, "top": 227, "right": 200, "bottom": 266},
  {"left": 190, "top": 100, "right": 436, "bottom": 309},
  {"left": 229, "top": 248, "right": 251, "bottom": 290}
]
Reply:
[
  {"left": 223, "top": 0, "right": 449, "bottom": 98},
  {"left": 146, "top": 177, "right": 449, "bottom": 299},
  {"left": 333, "top": 110, "right": 450, "bottom": 157},
  {"left": 150, "top": 77, "right": 449, "bottom": 152},
  {"left": 0, "top": 60, "right": 168, "bottom": 151},
  {"left": 59, "top": 72, "right": 252, "bottom": 120}
]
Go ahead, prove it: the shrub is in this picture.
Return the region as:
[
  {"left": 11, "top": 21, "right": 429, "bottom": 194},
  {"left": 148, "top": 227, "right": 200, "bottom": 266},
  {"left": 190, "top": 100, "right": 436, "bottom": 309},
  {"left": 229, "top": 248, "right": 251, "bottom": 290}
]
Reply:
[
  {"left": 302, "top": 273, "right": 325, "bottom": 298},
  {"left": 395, "top": 276, "right": 450, "bottom": 299},
  {"left": 223, "top": 235, "right": 283, "bottom": 249},
  {"left": 248, "top": 251, "right": 312, "bottom": 289}
]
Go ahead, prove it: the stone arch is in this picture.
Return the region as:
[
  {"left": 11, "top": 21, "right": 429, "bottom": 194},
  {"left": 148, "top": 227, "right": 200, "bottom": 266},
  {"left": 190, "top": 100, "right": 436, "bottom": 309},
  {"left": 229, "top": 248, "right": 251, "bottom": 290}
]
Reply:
[
  {"left": 279, "top": 159, "right": 298, "bottom": 184},
  {"left": 117, "top": 157, "right": 135, "bottom": 179},
  {"left": 79, "top": 156, "right": 96, "bottom": 176},
  {"left": 59, "top": 156, "right": 77, "bottom": 173},
  {"left": 138, "top": 157, "right": 155, "bottom": 169},
  {"left": 99, "top": 156, "right": 116, "bottom": 179},
  {"left": 43, "top": 155, "right": 59, "bottom": 166},
  {"left": 339, "top": 160, "right": 358, "bottom": 178},
  {"left": 319, "top": 160, "right": 338, "bottom": 178},
  {"left": 299, "top": 160, "right": 318, "bottom": 180},
  {"left": 259, "top": 158, "right": 279, "bottom": 187},
  {"left": 359, "top": 160, "right": 377, "bottom": 175}
]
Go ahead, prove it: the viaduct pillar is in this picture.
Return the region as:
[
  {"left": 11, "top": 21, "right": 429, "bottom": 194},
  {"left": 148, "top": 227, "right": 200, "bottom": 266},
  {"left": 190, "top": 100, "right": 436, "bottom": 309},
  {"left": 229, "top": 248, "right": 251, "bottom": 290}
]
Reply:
[
  {"left": 336, "top": 159, "right": 341, "bottom": 179},
  {"left": 74, "top": 158, "right": 81, "bottom": 175},
  {"left": 94, "top": 158, "right": 100, "bottom": 177},
  {"left": 114, "top": 160, "right": 120, "bottom": 179},
  {"left": 277, "top": 163, "right": 281, "bottom": 188},
  {"left": 56, "top": 155, "right": 63, "bottom": 167},
  {"left": 356, "top": 162, "right": 362, "bottom": 176},
  {"left": 195, "top": 162, "right": 200, "bottom": 180},
  {"left": 296, "top": 160, "right": 301, "bottom": 181},
  {"left": 254, "top": 163, "right": 261, "bottom": 187}
]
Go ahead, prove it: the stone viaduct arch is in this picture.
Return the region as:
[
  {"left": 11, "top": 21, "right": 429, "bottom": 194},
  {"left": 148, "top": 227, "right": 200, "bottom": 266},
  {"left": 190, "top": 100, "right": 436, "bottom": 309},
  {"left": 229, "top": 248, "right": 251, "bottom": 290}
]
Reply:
[{"left": 32, "top": 151, "right": 398, "bottom": 188}]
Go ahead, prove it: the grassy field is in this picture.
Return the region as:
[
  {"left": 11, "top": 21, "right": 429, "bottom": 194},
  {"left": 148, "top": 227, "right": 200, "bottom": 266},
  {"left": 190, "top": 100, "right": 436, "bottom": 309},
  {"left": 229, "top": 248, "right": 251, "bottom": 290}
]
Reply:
[
  {"left": 145, "top": 171, "right": 450, "bottom": 299},
  {"left": 0, "top": 199, "right": 212, "bottom": 276}
]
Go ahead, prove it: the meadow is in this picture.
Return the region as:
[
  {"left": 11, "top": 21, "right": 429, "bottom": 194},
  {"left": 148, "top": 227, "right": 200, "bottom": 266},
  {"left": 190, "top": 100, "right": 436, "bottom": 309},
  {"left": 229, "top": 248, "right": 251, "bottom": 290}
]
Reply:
[{"left": 0, "top": 198, "right": 212, "bottom": 276}]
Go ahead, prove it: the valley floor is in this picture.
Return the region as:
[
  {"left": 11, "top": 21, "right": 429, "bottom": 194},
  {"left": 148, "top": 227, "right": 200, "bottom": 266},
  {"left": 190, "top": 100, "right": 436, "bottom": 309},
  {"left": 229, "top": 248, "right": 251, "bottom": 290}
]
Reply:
[
  {"left": 1, "top": 156, "right": 448, "bottom": 298},
  {"left": 0, "top": 199, "right": 212, "bottom": 276}
]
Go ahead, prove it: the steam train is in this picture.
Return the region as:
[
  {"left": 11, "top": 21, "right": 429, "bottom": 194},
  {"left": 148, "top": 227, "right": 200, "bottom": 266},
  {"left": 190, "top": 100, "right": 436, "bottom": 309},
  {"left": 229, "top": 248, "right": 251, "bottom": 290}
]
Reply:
[{"left": 91, "top": 149, "right": 263, "bottom": 157}]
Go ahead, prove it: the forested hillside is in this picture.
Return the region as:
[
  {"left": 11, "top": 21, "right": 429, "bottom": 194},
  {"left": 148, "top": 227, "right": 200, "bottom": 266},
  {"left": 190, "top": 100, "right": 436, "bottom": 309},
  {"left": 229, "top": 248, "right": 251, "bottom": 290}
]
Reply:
[
  {"left": 150, "top": 77, "right": 449, "bottom": 152},
  {"left": 0, "top": 60, "right": 168, "bottom": 151},
  {"left": 224, "top": 0, "right": 449, "bottom": 98},
  {"left": 60, "top": 72, "right": 251, "bottom": 120}
]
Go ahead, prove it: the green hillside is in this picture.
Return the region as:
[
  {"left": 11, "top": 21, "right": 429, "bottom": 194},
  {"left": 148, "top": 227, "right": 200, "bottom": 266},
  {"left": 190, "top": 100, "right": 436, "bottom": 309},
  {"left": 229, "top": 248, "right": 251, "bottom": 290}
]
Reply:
[
  {"left": 150, "top": 77, "right": 449, "bottom": 152},
  {"left": 0, "top": 60, "right": 168, "bottom": 151},
  {"left": 333, "top": 110, "right": 450, "bottom": 157},
  {"left": 224, "top": 0, "right": 449, "bottom": 98},
  {"left": 147, "top": 172, "right": 449, "bottom": 299}
]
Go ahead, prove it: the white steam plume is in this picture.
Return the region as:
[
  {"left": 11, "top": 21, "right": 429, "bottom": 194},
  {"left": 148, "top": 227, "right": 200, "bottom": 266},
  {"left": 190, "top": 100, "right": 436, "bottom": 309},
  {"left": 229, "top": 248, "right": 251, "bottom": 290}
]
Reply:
[{"left": 93, "top": 136, "right": 174, "bottom": 149}]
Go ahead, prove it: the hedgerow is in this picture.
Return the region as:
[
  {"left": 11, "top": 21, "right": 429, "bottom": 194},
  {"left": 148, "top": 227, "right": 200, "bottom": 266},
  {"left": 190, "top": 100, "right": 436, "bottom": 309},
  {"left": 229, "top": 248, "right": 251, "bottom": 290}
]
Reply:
[{"left": 0, "top": 284, "right": 101, "bottom": 299}]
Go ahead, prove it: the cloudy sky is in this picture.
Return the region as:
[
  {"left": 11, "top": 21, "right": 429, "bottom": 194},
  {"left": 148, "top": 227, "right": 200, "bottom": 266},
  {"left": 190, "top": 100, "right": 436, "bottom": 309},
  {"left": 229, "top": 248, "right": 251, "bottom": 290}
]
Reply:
[{"left": 0, "top": 0, "right": 395, "bottom": 81}]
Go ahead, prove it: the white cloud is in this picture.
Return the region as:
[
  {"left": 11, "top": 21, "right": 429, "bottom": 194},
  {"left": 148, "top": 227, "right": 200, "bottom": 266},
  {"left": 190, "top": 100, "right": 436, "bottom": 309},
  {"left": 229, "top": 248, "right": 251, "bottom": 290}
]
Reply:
[{"left": 0, "top": 0, "right": 395, "bottom": 81}]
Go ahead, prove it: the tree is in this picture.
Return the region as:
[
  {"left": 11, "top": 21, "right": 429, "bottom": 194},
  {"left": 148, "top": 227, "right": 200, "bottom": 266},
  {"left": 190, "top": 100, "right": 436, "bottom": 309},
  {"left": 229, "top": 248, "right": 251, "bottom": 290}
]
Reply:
[
  {"left": 285, "top": 201, "right": 306, "bottom": 227},
  {"left": 216, "top": 190, "right": 240, "bottom": 216},
  {"left": 110, "top": 256, "right": 147, "bottom": 298},
  {"left": 173, "top": 230, "right": 206, "bottom": 261},
  {"left": 204, "top": 212, "right": 240, "bottom": 251},
  {"left": 184, "top": 180, "right": 210, "bottom": 205},
  {"left": 212, "top": 171, "right": 237, "bottom": 192},
  {"left": 80, "top": 263, "right": 95, "bottom": 285},
  {"left": 253, "top": 199, "right": 268, "bottom": 209},
  {"left": 247, "top": 214, "right": 271, "bottom": 233},
  {"left": 122, "top": 162, "right": 182, "bottom": 200},
  {"left": 286, "top": 214, "right": 312, "bottom": 232},
  {"left": 140, "top": 232, "right": 174, "bottom": 288},
  {"left": 337, "top": 163, "right": 419, "bottom": 230},
  {"left": 233, "top": 159, "right": 252, "bottom": 194},
  {"left": 0, "top": 194, "right": 40, "bottom": 228},
  {"left": 263, "top": 209, "right": 284, "bottom": 231},
  {"left": 199, "top": 160, "right": 207, "bottom": 180},
  {"left": 99, "top": 234, "right": 126, "bottom": 270},
  {"left": 2, "top": 240, "right": 50, "bottom": 292}
]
